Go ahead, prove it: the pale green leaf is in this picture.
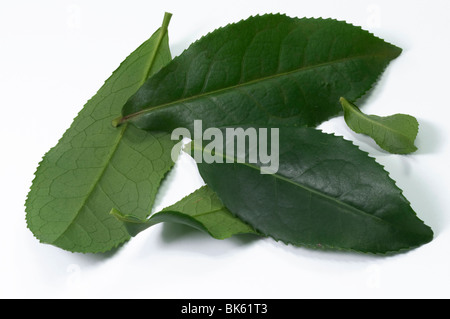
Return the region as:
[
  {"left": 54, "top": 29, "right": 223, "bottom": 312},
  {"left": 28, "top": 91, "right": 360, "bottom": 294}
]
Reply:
[
  {"left": 26, "top": 13, "right": 175, "bottom": 253},
  {"left": 340, "top": 97, "right": 419, "bottom": 154},
  {"left": 111, "top": 186, "right": 258, "bottom": 239}
]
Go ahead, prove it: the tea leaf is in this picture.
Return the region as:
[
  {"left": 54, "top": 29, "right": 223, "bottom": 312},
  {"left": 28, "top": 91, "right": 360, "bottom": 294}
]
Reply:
[
  {"left": 194, "top": 126, "right": 433, "bottom": 254},
  {"left": 340, "top": 97, "right": 418, "bottom": 154},
  {"left": 111, "top": 186, "right": 258, "bottom": 239},
  {"left": 26, "top": 13, "right": 175, "bottom": 253},
  {"left": 117, "top": 14, "right": 401, "bottom": 133}
]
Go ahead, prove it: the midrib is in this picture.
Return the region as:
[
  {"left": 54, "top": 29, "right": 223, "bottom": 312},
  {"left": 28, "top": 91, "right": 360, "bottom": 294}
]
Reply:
[
  {"left": 52, "top": 124, "right": 127, "bottom": 244},
  {"left": 190, "top": 207, "right": 226, "bottom": 218},
  {"left": 350, "top": 107, "right": 413, "bottom": 141},
  {"left": 122, "top": 52, "right": 393, "bottom": 123}
]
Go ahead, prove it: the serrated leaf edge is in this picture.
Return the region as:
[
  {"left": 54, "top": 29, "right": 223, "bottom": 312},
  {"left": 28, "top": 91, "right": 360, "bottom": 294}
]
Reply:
[{"left": 24, "top": 13, "right": 173, "bottom": 254}]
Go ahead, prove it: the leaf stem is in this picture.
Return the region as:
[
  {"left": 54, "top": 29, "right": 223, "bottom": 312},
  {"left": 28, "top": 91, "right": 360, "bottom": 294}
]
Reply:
[
  {"left": 111, "top": 116, "right": 123, "bottom": 128},
  {"left": 141, "top": 12, "right": 172, "bottom": 85},
  {"left": 111, "top": 12, "right": 172, "bottom": 129}
]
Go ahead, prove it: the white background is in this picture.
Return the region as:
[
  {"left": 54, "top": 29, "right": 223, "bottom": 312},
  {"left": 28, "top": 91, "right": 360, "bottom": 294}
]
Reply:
[{"left": 1, "top": 0, "right": 449, "bottom": 299}]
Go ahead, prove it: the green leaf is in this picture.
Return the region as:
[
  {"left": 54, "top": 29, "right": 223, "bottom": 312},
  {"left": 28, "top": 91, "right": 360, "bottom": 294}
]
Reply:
[
  {"left": 193, "top": 126, "right": 433, "bottom": 254},
  {"left": 116, "top": 14, "right": 401, "bottom": 132},
  {"left": 340, "top": 97, "right": 419, "bottom": 154},
  {"left": 111, "top": 185, "right": 258, "bottom": 239},
  {"left": 25, "top": 13, "right": 176, "bottom": 253}
]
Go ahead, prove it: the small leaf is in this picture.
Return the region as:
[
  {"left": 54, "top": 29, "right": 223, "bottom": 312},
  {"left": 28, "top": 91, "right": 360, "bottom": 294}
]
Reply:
[
  {"left": 340, "top": 97, "right": 419, "bottom": 154},
  {"left": 112, "top": 186, "right": 258, "bottom": 239},
  {"left": 193, "top": 126, "right": 433, "bottom": 254},
  {"left": 117, "top": 14, "right": 401, "bottom": 133},
  {"left": 26, "top": 13, "right": 176, "bottom": 253}
]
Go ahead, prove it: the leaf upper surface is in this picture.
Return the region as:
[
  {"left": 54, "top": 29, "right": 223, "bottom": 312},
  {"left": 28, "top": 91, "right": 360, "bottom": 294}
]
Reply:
[
  {"left": 194, "top": 126, "right": 433, "bottom": 254},
  {"left": 119, "top": 14, "right": 401, "bottom": 132},
  {"left": 26, "top": 13, "right": 176, "bottom": 253}
]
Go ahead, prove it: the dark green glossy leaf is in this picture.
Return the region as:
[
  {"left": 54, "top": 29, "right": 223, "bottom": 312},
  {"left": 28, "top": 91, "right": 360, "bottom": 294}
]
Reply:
[
  {"left": 111, "top": 185, "right": 258, "bottom": 239},
  {"left": 26, "top": 13, "right": 175, "bottom": 253},
  {"left": 116, "top": 14, "right": 401, "bottom": 132},
  {"left": 193, "top": 126, "right": 433, "bottom": 254},
  {"left": 340, "top": 97, "right": 419, "bottom": 154}
]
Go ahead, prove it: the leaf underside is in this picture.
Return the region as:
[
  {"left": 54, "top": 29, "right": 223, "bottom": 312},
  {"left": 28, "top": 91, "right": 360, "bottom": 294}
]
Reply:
[
  {"left": 25, "top": 13, "right": 175, "bottom": 253},
  {"left": 112, "top": 185, "right": 258, "bottom": 239},
  {"left": 119, "top": 14, "right": 401, "bottom": 133},
  {"left": 340, "top": 97, "right": 419, "bottom": 154},
  {"left": 194, "top": 126, "right": 433, "bottom": 254}
]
